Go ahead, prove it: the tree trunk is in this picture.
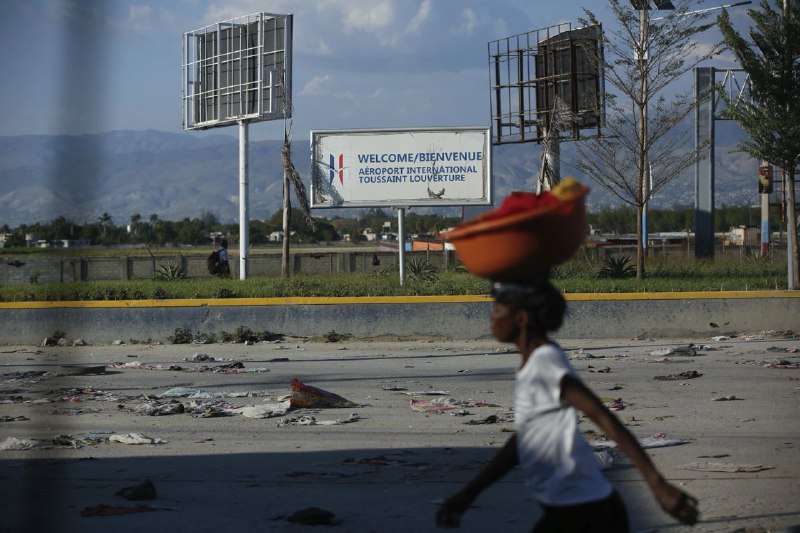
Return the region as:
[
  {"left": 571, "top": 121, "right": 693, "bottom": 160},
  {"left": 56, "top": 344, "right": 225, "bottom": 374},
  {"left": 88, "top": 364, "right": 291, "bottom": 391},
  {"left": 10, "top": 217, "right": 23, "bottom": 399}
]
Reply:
[
  {"left": 636, "top": 203, "right": 645, "bottom": 280},
  {"left": 281, "top": 169, "right": 290, "bottom": 279}
]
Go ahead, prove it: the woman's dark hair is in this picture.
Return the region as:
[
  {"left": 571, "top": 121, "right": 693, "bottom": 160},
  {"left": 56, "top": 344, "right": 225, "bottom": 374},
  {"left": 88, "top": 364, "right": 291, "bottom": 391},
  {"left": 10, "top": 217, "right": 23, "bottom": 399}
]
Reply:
[
  {"left": 220, "top": 239, "right": 228, "bottom": 249},
  {"left": 490, "top": 276, "right": 566, "bottom": 336}
]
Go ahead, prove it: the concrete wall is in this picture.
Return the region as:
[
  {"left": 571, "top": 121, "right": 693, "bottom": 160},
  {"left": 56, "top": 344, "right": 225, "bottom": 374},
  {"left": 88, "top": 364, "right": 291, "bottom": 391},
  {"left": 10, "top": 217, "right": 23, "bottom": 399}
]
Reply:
[{"left": 0, "top": 292, "right": 797, "bottom": 344}]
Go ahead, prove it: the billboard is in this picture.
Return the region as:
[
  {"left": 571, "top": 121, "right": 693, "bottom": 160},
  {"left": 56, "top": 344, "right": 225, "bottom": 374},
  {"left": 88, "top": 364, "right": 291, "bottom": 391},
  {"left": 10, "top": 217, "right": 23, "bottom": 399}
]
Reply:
[
  {"left": 311, "top": 127, "right": 492, "bottom": 208},
  {"left": 183, "top": 13, "right": 292, "bottom": 130},
  {"left": 488, "top": 22, "right": 604, "bottom": 145}
]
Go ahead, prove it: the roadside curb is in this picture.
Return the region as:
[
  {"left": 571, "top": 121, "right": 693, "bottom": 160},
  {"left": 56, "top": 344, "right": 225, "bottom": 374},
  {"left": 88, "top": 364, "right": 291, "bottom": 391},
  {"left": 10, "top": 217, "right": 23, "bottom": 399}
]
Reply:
[{"left": 1, "top": 292, "right": 797, "bottom": 344}]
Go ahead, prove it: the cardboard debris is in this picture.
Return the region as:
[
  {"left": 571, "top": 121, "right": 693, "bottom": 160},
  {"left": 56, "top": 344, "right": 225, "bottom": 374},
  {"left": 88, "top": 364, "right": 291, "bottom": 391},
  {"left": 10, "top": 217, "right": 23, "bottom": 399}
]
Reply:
[
  {"left": 591, "top": 434, "right": 689, "bottom": 451},
  {"left": 235, "top": 401, "right": 292, "bottom": 419},
  {"left": 653, "top": 370, "right": 703, "bottom": 381},
  {"left": 109, "top": 433, "right": 166, "bottom": 445},
  {"left": 679, "top": 462, "right": 774, "bottom": 473},
  {"left": 0, "top": 436, "right": 38, "bottom": 451}
]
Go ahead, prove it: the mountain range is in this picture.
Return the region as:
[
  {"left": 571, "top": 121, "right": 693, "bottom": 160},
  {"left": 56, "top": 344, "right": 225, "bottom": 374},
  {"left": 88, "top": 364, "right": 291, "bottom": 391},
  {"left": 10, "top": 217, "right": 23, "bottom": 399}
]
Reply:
[{"left": 0, "top": 125, "right": 760, "bottom": 228}]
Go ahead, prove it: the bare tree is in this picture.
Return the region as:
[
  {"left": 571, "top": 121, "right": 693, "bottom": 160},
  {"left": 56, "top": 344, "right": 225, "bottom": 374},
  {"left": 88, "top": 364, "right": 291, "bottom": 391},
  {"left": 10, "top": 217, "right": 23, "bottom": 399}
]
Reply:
[{"left": 575, "top": 0, "right": 721, "bottom": 279}]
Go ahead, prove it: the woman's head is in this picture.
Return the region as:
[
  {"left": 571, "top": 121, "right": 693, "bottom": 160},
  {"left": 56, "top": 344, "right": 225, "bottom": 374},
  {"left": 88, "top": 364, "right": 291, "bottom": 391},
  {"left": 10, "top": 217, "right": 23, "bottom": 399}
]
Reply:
[{"left": 489, "top": 277, "right": 566, "bottom": 342}]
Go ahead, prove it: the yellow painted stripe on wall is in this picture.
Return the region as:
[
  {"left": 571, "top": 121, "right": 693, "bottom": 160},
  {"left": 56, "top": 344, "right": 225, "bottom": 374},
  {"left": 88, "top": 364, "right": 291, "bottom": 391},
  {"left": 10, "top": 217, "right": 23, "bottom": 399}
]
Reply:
[{"left": 0, "top": 291, "right": 797, "bottom": 310}]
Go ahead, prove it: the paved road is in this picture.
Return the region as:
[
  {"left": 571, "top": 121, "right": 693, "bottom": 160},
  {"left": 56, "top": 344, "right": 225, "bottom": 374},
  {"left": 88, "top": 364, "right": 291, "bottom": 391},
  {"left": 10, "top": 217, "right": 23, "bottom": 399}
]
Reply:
[{"left": 1, "top": 334, "right": 799, "bottom": 532}]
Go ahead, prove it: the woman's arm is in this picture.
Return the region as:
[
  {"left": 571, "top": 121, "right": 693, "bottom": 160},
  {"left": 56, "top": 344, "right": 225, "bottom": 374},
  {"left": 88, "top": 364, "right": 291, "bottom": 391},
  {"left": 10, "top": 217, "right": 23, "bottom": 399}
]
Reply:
[
  {"left": 436, "top": 435, "right": 519, "bottom": 528},
  {"left": 561, "top": 374, "right": 699, "bottom": 525}
]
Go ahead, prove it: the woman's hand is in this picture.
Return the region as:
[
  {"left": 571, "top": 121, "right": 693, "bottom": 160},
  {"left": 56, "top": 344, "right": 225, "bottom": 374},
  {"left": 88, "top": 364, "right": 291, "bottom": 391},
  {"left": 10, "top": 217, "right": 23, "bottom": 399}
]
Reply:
[
  {"left": 435, "top": 492, "right": 473, "bottom": 528},
  {"left": 651, "top": 478, "right": 699, "bottom": 525}
]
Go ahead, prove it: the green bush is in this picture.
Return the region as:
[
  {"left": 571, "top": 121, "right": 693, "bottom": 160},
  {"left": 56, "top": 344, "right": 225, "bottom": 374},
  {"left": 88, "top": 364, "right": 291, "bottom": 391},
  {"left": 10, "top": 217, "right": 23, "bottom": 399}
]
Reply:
[
  {"left": 0, "top": 252, "right": 789, "bottom": 303},
  {"left": 155, "top": 262, "right": 186, "bottom": 281},
  {"left": 406, "top": 258, "right": 438, "bottom": 283},
  {"left": 598, "top": 256, "right": 636, "bottom": 279}
]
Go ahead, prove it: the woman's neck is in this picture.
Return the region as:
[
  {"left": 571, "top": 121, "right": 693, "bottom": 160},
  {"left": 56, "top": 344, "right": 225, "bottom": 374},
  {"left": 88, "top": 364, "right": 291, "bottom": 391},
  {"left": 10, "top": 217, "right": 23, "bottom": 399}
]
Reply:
[{"left": 517, "top": 335, "right": 549, "bottom": 367}]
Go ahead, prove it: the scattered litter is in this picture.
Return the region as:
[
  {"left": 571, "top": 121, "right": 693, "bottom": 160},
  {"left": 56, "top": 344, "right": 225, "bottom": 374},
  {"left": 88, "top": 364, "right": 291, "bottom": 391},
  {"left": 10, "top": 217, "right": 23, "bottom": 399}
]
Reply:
[
  {"left": 284, "top": 507, "right": 340, "bottom": 526},
  {"left": 711, "top": 336, "right": 731, "bottom": 342},
  {"left": 116, "top": 479, "right": 157, "bottom": 500},
  {"left": 0, "top": 415, "right": 29, "bottom": 422},
  {"left": 712, "top": 395, "right": 743, "bottom": 401},
  {"left": 321, "top": 330, "right": 351, "bottom": 343},
  {"left": 185, "top": 353, "right": 227, "bottom": 362},
  {"left": 592, "top": 434, "right": 689, "bottom": 450},
  {"left": 135, "top": 400, "right": 185, "bottom": 416},
  {"left": 109, "top": 433, "right": 166, "bottom": 445},
  {"left": 465, "top": 415, "right": 498, "bottom": 425},
  {"left": 766, "top": 346, "right": 799, "bottom": 353},
  {"left": 57, "top": 365, "right": 106, "bottom": 376},
  {"left": 679, "top": 462, "right": 774, "bottom": 473},
  {"left": 654, "top": 370, "right": 703, "bottom": 381},
  {"left": 277, "top": 413, "right": 360, "bottom": 426},
  {"left": 159, "top": 387, "right": 272, "bottom": 399},
  {"left": 0, "top": 436, "right": 38, "bottom": 451},
  {"left": 571, "top": 349, "right": 604, "bottom": 359},
  {"left": 356, "top": 455, "right": 400, "bottom": 466},
  {"left": 290, "top": 379, "right": 357, "bottom": 408},
  {"left": 381, "top": 385, "right": 408, "bottom": 391},
  {"left": 602, "top": 398, "right": 626, "bottom": 411},
  {"left": 650, "top": 345, "right": 698, "bottom": 357},
  {"left": 402, "top": 390, "right": 450, "bottom": 396},
  {"left": 594, "top": 450, "right": 615, "bottom": 470},
  {"left": 235, "top": 401, "right": 292, "bottom": 419},
  {"left": 410, "top": 397, "right": 458, "bottom": 412},
  {"left": 763, "top": 359, "right": 800, "bottom": 369},
  {"left": 81, "top": 504, "right": 157, "bottom": 517},
  {"left": 187, "top": 402, "right": 235, "bottom": 418},
  {"left": 110, "top": 362, "right": 182, "bottom": 371}
]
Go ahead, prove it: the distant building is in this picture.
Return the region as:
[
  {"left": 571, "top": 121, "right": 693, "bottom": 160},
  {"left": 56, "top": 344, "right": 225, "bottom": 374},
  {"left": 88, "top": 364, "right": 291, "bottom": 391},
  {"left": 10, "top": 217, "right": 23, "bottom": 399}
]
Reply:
[
  {"left": 361, "top": 228, "right": 377, "bottom": 242},
  {"left": 269, "top": 230, "right": 296, "bottom": 242},
  {"left": 34, "top": 239, "right": 91, "bottom": 248},
  {"left": 209, "top": 231, "right": 227, "bottom": 243}
]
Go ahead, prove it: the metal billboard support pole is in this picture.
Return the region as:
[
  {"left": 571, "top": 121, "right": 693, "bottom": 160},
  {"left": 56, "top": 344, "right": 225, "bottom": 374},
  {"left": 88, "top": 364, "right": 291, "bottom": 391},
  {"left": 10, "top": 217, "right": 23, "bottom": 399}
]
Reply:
[
  {"left": 760, "top": 162, "right": 771, "bottom": 257},
  {"left": 398, "top": 207, "right": 406, "bottom": 286},
  {"left": 694, "top": 67, "right": 715, "bottom": 258},
  {"left": 238, "top": 120, "right": 249, "bottom": 280}
]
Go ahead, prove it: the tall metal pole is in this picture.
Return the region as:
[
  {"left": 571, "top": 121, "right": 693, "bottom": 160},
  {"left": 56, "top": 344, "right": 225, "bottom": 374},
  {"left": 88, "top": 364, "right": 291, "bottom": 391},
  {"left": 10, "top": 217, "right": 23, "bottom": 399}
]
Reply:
[
  {"left": 238, "top": 121, "right": 249, "bottom": 280},
  {"left": 695, "top": 67, "right": 716, "bottom": 257},
  {"left": 760, "top": 162, "right": 771, "bottom": 257},
  {"left": 783, "top": 0, "right": 798, "bottom": 289},
  {"left": 398, "top": 207, "right": 406, "bottom": 286}
]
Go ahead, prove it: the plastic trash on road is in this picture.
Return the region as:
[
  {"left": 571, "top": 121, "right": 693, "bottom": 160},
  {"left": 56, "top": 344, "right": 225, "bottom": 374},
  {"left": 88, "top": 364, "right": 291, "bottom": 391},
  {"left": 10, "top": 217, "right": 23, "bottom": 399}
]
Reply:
[{"left": 289, "top": 378, "right": 357, "bottom": 408}]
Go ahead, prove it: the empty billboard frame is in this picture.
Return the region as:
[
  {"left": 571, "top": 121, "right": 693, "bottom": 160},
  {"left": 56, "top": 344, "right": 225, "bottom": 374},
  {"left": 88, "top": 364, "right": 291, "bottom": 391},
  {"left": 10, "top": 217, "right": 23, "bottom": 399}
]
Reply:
[
  {"left": 183, "top": 13, "right": 292, "bottom": 130},
  {"left": 489, "top": 23, "right": 604, "bottom": 145}
]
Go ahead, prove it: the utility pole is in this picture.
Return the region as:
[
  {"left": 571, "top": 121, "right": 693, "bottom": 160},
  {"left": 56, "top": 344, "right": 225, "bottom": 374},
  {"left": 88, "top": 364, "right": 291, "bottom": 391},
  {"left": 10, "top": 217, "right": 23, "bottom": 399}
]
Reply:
[{"left": 784, "top": 0, "right": 799, "bottom": 289}]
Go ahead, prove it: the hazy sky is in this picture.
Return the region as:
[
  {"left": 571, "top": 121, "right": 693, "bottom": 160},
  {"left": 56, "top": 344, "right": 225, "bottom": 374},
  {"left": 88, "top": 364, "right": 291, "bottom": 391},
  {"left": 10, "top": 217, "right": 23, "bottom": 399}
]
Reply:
[{"left": 0, "top": 0, "right": 753, "bottom": 142}]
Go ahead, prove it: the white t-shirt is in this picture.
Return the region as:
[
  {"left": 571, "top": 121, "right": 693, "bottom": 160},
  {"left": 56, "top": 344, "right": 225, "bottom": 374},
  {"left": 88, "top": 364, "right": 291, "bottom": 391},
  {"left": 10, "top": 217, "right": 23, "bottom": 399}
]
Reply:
[{"left": 515, "top": 343, "right": 612, "bottom": 506}]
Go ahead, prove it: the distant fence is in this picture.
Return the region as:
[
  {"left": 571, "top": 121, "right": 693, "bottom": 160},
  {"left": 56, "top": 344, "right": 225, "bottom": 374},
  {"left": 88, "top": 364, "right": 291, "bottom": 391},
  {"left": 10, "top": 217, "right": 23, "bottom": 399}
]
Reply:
[{"left": 0, "top": 250, "right": 456, "bottom": 285}]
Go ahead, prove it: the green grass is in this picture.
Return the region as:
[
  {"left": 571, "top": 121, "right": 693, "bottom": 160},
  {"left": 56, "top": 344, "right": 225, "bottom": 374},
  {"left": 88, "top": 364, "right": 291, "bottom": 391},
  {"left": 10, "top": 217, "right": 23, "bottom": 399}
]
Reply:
[{"left": 0, "top": 254, "right": 788, "bottom": 302}]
